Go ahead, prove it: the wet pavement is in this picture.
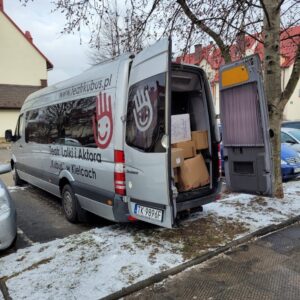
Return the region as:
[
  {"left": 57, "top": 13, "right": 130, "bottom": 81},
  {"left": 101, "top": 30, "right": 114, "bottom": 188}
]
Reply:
[
  {"left": 126, "top": 222, "right": 300, "bottom": 300},
  {"left": 0, "top": 149, "right": 112, "bottom": 257}
]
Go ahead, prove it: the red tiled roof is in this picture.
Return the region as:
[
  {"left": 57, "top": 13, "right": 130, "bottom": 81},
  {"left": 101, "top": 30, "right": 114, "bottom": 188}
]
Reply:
[
  {"left": 280, "top": 26, "right": 300, "bottom": 67},
  {"left": 178, "top": 26, "right": 300, "bottom": 81},
  {"left": 1, "top": 10, "right": 53, "bottom": 70}
]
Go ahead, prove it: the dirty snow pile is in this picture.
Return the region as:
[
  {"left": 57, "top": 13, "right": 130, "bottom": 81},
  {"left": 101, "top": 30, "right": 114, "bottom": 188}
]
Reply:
[{"left": 0, "top": 180, "right": 300, "bottom": 300}]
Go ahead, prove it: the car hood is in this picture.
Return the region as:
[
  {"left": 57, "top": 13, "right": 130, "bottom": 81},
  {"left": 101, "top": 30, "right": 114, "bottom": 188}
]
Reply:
[{"left": 281, "top": 143, "right": 300, "bottom": 161}]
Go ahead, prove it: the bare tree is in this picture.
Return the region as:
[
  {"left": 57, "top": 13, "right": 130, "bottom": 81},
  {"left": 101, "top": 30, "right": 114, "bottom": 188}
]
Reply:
[
  {"left": 88, "top": 2, "right": 144, "bottom": 63},
  {"left": 21, "top": 0, "right": 300, "bottom": 198}
]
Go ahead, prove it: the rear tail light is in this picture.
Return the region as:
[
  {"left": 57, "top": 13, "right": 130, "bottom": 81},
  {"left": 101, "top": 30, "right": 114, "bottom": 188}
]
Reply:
[
  {"left": 128, "top": 215, "right": 137, "bottom": 222},
  {"left": 114, "top": 150, "right": 126, "bottom": 196}
]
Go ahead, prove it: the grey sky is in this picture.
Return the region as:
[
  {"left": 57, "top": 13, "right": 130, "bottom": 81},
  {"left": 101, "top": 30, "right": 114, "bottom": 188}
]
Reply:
[{"left": 5, "top": 0, "right": 91, "bottom": 85}]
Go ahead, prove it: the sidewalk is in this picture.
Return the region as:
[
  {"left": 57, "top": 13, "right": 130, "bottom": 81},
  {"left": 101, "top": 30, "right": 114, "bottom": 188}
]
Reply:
[
  {"left": 125, "top": 222, "right": 300, "bottom": 300},
  {"left": 1, "top": 180, "right": 300, "bottom": 299},
  {"left": 0, "top": 142, "right": 10, "bottom": 150}
]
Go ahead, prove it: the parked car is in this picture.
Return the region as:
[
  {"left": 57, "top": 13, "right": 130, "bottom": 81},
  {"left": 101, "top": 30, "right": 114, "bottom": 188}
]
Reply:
[
  {"left": 281, "top": 143, "right": 300, "bottom": 181},
  {"left": 0, "top": 164, "right": 17, "bottom": 251},
  {"left": 281, "top": 128, "right": 300, "bottom": 153},
  {"left": 281, "top": 120, "right": 300, "bottom": 130}
]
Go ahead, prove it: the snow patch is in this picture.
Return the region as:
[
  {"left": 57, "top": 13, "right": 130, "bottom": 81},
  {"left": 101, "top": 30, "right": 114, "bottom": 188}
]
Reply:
[
  {"left": 7, "top": 186, "right": 28, "bottom": 192},
  {"left": 1, "top": 180, "right": 300, "bottom": 299}
]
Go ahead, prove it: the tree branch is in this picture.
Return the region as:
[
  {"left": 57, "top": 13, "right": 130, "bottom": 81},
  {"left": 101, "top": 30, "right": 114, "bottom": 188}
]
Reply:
[
  {"left": 276, "top": 0, "right": 286, "bottom": 11},
  {"left": 177, "top": 0, "right": 231, "bottom": 62},
  {"left": 280, "top": 44, "right": 300, "bottom": 104},
  {"left": 259, "top": 0, "right": 271, "bottom": 27}
]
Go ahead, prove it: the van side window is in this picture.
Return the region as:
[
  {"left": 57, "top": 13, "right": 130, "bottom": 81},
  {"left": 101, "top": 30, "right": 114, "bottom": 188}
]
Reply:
[
  {"left": 15, "top": 114, "right": 24, "bottom": 141},
  {"left": 25, "top": 108, "right": 57, "bottom": 144},
  {"left": 126, "top": 73, "right": 166, "bottom": 153},
  {"left": 60, "top": 97, "right": 96, "bottom": 147},
  {"left": 25, "top": 97, "right": 96, "bottom": 147}
]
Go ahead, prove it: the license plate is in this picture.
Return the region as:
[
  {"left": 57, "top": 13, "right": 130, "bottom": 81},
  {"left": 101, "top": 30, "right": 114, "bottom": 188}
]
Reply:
[
  {"left": 294, "top": 167, "right": 300, "bottom": 173},
  {"left": 134, "top": 204, "right": 163, "bottom": 222}
]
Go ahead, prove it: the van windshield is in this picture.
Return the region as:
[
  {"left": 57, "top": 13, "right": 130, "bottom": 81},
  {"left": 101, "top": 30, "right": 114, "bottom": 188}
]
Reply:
[{"left": 125, "top": 72, "right": 166, "bottom": 153}]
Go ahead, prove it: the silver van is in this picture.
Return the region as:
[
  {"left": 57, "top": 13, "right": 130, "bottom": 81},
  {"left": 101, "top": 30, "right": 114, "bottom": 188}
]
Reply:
[{"left": 6, "top": 39, "right": 273, "bottom": 228}]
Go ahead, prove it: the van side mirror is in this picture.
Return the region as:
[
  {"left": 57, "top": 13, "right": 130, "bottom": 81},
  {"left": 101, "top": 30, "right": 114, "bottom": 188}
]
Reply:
[
  {"left": 286, "top": 139, "right": 296, "bottom": 145},
  {"left": 5, "top": 129, "right": 13, "bottom": 142}
]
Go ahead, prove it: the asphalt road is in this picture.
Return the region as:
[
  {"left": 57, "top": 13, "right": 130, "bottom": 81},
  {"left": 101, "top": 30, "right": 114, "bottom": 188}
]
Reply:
[{"left": 0, "top": 148, "right": 112, "bottom": 257}]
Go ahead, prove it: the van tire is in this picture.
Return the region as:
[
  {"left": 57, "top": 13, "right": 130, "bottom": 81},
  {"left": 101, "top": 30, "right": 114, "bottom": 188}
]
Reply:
[
  {"left": 61, "top": 184, "right": 79, "bottom": 223},
  {"left": 13, "top": 168, "right": 23, "bottom": 186}
]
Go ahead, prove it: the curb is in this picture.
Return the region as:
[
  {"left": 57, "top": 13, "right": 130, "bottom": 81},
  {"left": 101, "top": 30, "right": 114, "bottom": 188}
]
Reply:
[
  {"left": 100, "top": 215, "right": 300, "bottom": 300},
  {"left": 0, "top": 278, "right": 11, "bottom": 300},
  {"left": 0, "top": 145, "right": 10, "bottom": 150}
]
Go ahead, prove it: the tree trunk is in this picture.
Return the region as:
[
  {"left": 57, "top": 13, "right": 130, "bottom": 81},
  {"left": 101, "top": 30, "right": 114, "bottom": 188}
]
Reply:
[
  {"left": 263, "top": 0, "right": 283, "bottom": 198},
  {"left": 269, "top": 110, "right": 284, "bottom": 198}
]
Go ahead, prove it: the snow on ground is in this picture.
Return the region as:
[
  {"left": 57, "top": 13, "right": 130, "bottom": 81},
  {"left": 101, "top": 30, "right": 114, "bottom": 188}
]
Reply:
[
  {"left": 7, "top": 185, "right": 28, "bottom": 192},
  {"left": 1, "top": 180, "right": 300, "bottom": 299},
  {"left": 205, "top": 180, "right": 300, "bottom": 231}
]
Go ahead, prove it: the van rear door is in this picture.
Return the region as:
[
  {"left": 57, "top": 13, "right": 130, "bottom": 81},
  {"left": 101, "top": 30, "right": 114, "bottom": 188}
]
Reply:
[
  {"left": 219, "top": 54, "right": 273, "bottom": 196},
  {"left": 124, "top": 39, "right": 174, "bottom": 227}
]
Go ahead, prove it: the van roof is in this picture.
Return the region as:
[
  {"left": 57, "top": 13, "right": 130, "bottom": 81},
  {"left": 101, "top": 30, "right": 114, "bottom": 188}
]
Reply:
[{"left": 23, "top": 53, "right": 131, "bottom": 109}]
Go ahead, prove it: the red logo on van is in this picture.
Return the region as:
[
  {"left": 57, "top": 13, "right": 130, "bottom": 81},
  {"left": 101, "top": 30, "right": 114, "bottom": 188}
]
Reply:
[{"left": 92, "top": 92, "right": 113, "bottom": 149}]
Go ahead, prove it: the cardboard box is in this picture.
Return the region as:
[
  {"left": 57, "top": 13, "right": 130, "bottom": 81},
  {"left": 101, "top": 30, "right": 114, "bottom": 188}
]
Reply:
[
  {"left": 191, "top": 130, "right": 209, "bottom": 150},
  {"left": 178, "top": 154, "right": 210, "bottom": 191},
  {"left": 171, "top": 114, "right": 191, "bottom": 144},
  {"left": 171, "top": 148, "right": 184, "bottom": 168},
  {"left": 172, "top": 140, "right": 196, "bottom": 159}
]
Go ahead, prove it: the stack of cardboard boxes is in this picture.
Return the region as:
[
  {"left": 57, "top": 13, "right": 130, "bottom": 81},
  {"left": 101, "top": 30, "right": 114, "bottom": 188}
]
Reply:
[{"left": 171, "top": 114, "right": 210, "bottom": 192}]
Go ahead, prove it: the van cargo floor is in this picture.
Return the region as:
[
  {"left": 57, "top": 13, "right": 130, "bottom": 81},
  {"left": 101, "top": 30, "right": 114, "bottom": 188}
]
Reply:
[{"left": 176, "top": 185, "right": 211, "bottom": 203}]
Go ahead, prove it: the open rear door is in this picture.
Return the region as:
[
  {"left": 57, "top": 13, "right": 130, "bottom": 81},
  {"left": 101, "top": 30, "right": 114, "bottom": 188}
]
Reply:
[
  {"left": 124, "top": 39, "right": 174, "bottom": 227},
  {"left": 219, "top": 54, "right": 273, "bottom": 196}
]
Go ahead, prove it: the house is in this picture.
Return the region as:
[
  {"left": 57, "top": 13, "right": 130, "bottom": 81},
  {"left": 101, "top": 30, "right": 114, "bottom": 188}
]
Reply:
[
  {"left": 177, "top": 26, "right": 300, "bottom": 121},
  {"left": 0, "top": 0, "right": 53, "bottom": 138}
]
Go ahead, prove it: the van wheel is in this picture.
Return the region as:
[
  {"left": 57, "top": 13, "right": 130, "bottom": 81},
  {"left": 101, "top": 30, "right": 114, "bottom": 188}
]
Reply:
[
  {"left": 13, "top": 168, "right": 23, "bottom": 186},
  {"left": 62, "top": 184, "right": 78, "bottom": 223}
]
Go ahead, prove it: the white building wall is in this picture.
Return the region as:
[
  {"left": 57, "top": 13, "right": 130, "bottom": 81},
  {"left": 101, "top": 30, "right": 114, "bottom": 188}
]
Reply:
[
  {"left": 282, "top": 65, "right": 300, "bottom": 121},
  {"left": 0, "top": 109, "right": 19, "bottom": 138},
  {"left": 0, "top": 12, "right": 48, "bottom": 86}
]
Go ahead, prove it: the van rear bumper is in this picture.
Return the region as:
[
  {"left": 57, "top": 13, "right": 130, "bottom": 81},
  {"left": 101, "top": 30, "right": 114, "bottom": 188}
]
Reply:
[{"left": 176, "top": 182, "right": 222, "bottom": 212}]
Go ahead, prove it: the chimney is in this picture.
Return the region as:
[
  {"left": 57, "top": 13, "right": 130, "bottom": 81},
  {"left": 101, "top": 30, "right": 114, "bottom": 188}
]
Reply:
[
  {"left": 194, "top": 44, "right": 202, "bottom": 63},
  {"left": 25, "top": 31, "right": 33, "bottom": 43},
  {"left": 0, "top": 0, "right": 4, "bottom": 12},
  {"left": 236, "top": 31, "right": 245, "bottom": 56}
]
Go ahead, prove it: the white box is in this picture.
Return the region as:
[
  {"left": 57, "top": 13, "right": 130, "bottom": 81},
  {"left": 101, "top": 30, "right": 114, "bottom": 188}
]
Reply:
[{"left": 171, "top": 114, "right": 191, "bottom": 144}]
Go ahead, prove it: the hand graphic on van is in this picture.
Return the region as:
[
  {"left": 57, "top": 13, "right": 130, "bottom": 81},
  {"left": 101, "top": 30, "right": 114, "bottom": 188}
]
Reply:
[
  {"left": 133, "top": 89, "right": 153, "bottom": 132},
  {"left": 92, "top": 92, "right": 113, "bottom": 149}
]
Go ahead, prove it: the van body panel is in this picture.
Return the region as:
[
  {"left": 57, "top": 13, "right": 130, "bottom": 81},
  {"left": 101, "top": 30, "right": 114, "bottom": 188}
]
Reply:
[
  {"left": 17, "top": 169, "right": 61, "bottom": 197},
  {"left": 77, "top": 194, "right": 115, "bottom": 221},
  {"left": 124, "top": 39, "right": 173, "bottom": 227},
  {"left": 59, "top": 169, "right": 75, "bottom": 182},
  {"left": 114, "top": 58, "right": 133, "bottom": 151},
  {"left": 219, "top": 54, "right": 273, "bottom": 196},
  {"left": 129, "top": 39, "right": 169, "bottom": 84}
]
